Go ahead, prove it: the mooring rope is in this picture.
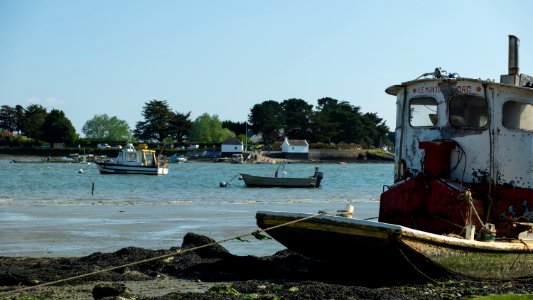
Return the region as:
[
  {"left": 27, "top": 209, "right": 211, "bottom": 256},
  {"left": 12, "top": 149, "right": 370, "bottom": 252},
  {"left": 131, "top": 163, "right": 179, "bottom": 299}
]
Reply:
[
  {"left": 459, "top": 190, "right": 484, "bottom": 228},
  {"left": 0, "top": 211, "right": 330, "bottom": 297},
  {"left": 509, "top": 238, "right": 533, "bottom": 273},
  {"left": 397, "top": 247, "right": 438, "bottom": 283}
]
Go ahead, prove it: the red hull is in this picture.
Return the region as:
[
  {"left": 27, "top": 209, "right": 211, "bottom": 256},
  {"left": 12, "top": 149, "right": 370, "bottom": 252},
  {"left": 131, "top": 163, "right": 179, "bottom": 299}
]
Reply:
[{"left": 380, "top": 174, "right": 532, "bottom": 239}]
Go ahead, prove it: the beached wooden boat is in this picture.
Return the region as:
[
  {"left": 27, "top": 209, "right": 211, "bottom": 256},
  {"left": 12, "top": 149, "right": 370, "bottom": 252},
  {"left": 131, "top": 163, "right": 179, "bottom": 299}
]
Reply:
[
  {"left": 95, "top": 144, "right": 169, "bottom": 175},
  {"left": 240, "top": 163, "right": 323, "bottom": 188},
  {"left": 255, "top": 36, "right": 533, "bottom": 280},
  {"left": 256, "top": 211, "right": 533, "bottom": 280}
]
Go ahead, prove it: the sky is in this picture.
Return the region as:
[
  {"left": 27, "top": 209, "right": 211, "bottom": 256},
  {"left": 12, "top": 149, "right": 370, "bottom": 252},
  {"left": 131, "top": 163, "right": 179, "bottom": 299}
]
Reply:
[{"left": 1, "top": 0, "right": 533, "bottom": 136}]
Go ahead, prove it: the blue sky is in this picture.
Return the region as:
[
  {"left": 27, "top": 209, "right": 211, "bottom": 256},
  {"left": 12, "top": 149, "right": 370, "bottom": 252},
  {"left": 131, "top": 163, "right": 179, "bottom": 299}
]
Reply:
[{"left": 1, "top": 0, "right": 532, "bottom": 136}]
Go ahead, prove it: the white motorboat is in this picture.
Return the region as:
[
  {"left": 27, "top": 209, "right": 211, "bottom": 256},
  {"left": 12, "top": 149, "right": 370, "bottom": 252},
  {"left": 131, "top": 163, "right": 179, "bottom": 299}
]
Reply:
[{"left": 95, "top": 144, "right": 169, "bottom": 175}]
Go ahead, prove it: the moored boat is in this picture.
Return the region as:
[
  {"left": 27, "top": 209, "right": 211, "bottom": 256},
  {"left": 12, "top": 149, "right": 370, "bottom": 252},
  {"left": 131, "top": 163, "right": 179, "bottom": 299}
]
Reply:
[
  {"left": 256, "top": 35, "right": 533, "bottom": 280},
  {"left": 241, "top": 162, "right": 323, "bottom": 188},
  {"left": 95, "top": 143, "right": 169, "bottom": 175}
]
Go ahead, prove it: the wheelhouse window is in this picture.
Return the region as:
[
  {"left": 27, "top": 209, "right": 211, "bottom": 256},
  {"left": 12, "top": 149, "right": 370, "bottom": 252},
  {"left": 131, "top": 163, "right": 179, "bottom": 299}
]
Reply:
[
  {"left": 449, "top": 95, "right": 488, "bottom": 128},
  {"left": 126, "top": 152, "right": 138, "bottom": 161},
  {"left": 409, "top": 97, "right": 438, "bottom": 127},
  {"left": 396, "top": 101, "right": 402, "bottom": 129},
  {"left": 503, "top": 100, "right": 533, "bottom": 132}
]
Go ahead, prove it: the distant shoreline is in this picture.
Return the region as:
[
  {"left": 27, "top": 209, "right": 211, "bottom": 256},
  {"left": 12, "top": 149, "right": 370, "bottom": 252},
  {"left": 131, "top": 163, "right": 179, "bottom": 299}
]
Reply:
[{"left": 0, "top": 148, "right": 395, "bottom": 164}]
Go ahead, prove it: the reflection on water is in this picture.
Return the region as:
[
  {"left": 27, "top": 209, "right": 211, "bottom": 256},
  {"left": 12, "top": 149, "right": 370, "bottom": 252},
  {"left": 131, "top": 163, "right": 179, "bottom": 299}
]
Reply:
[{"left": 0, "top": 160, "right": 393, "bottom": 257}]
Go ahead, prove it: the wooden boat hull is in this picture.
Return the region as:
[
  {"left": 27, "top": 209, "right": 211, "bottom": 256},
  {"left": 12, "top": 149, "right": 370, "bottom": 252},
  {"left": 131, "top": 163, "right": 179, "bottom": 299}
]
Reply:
[
  {"left": 95, "top": 162, "right": 169, "bottom": 175},
  {"left": 240, "top": 173, "right": 320, "bottom": 188},
  {"left": 256, "top": 211, "right": 533, "bottom": 280}
]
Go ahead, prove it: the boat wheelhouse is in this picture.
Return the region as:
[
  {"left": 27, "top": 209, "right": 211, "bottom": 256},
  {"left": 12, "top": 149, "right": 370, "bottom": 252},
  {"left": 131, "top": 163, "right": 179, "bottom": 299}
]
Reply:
[{"left": 381, "top": 35, "right": 532, "bottom": 239}]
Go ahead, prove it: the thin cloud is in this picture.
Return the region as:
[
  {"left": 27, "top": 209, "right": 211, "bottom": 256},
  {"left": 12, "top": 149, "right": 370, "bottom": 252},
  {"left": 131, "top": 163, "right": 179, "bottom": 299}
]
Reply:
[{"left": 26, "top": 97, "right": 66, "bottom": 107}]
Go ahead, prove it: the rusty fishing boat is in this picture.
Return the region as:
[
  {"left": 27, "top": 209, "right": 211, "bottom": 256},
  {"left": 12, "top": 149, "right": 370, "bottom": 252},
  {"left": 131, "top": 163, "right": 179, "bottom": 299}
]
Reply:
[{"left": 256, "top": 35, "right": 532, "bottom": 280}]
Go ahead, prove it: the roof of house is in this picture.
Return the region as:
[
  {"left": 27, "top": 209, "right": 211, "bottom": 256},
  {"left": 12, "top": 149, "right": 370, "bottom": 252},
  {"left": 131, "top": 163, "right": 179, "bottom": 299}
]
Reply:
[
  {"left": 286, "top": 139, "right": 308, "bottom": 146},
  {"left": 222, "top": 136, "right": 242, "bottom": 145}
]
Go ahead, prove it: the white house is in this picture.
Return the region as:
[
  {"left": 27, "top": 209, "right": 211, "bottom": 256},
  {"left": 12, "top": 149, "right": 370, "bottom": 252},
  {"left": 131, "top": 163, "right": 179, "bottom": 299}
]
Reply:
[
  {"left": 221, "top": 137, "right": 243, "bottom": 157},
  {"left": 281, "top": 137, "right": 309, "bottom": 159}
]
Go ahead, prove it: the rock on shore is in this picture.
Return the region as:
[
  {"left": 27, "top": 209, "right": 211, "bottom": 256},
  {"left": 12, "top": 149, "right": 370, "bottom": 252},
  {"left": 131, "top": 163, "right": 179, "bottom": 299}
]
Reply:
[{"left": 1, "top": 232, "right": 532, "bottom": 299}]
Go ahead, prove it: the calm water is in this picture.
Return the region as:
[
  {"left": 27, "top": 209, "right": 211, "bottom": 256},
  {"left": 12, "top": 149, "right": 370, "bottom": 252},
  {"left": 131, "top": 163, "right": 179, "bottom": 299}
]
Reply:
[
  {"left": 0, "top": 159, "right": 394, "bottom": 257},
  {"left": 0, "top": 160, "right": 393, "bottom": 205}
]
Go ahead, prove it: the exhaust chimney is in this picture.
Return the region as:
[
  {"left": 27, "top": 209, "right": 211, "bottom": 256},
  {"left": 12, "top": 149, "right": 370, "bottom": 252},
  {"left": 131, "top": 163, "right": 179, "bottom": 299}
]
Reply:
[{"left": 509, "top": 35, "right": 519, "bottom": 75}]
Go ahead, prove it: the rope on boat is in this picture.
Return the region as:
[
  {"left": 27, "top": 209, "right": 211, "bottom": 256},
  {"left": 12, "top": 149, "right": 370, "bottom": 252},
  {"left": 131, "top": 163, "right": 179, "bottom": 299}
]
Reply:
[
  {"left": 459, "top": 190, "right": 484, "bottom": 228},
  {"left": 0, "top": 211, "right": 330, "bottom": 297},
  {"left": 396, "top": 247, "right": 438, "bottom": 283},
  {"left": 460, "top": 190, "right": 501, "bottom": 241},
  {"left": 509, "top": 239, "right": 533, "bottom": 272}
]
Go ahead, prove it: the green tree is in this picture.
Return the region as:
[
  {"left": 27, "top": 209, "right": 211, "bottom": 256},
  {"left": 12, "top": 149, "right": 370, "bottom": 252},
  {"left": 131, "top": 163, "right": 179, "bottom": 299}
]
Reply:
[
  {"left": 0, "top": 105, "right": 18, "bottom": 132},
  {"left": 133, "top": 100, "right": 173, "bottom": 142},
  {"left": 42, "top": 109, "right": 77, "bottom": 144},
  {"left": 82, "top": 114, "right": 132, "bottom": 141},
  {"left": 246, "top": 97, "right": 390, "bottom": 146},
  {"left": 337, "top": 101, "right": 364, "bottom": 144},
  {"left": 361, "top": 112, "right": 389, "bottom": 148},
  {"left": 189, "top": 113, "right": 234, "bottom": 143},
  {"left": 133, "top": 99, "right": 192, "bottom": 143},
  {"left": 248, "top": 100, "right": 284, "bottom": 145},
  {"left": 14, "top": 105, "right": 25, "bottom": 133},
  {"left": 312, "top": 98, "right": 342, "bottom": 143},
  {"left": 313, "top": 97, "right": 364, "bottom": 144},
  {"left": 167, "top": 111, "right": 192, "bottom": 143},
  {"left": 281, "top": 98, "right": 314, "bottom": 140},
  {"left": 20, "top": 104, "right": 48, "bottom": 141},
  {"left": 222, "top": 120, "right": 247, "bottom": 136}
]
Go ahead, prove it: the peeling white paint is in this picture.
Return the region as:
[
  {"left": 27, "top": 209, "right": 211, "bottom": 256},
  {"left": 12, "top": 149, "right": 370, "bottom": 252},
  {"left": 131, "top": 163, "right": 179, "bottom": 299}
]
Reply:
[{"left": 389, "top": 78, "right": 533, "bottom": 189}]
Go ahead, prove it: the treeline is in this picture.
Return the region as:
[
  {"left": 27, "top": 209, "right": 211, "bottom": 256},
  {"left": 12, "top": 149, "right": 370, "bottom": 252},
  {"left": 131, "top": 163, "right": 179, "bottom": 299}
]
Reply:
[
  {"left": 1, "top": 97, "right": 391, "bottom": 149},
  {"left": 0, "top": 104, "right": 77, "bottom": 146},
  {"left": 247, "top": 97, "right": 390, "bottom": 148}
]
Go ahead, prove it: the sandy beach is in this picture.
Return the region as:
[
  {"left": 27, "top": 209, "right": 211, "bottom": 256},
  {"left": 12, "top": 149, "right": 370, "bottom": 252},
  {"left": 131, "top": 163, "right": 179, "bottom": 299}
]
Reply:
[
  {"left": 1, "top": 201, "right": 381, "bottom": 258},
  {"left": 0, "top": 203, "right": 289, "bottom": 257}
]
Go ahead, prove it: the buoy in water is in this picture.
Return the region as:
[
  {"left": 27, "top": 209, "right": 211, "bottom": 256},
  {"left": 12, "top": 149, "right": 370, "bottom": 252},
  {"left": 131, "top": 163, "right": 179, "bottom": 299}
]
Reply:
[
  {"left": 220, "top": 174, "right": 240, "bottom": 187},
  {"left": 78, "top": 169, "right": 84, "bottom": 174}
]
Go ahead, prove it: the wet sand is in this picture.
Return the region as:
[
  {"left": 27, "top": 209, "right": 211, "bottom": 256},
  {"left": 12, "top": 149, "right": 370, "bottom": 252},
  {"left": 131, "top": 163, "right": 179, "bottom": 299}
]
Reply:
[
  {"left": 0, "top": 199, "right": 380, "bottom": 257},
  {"left": 0, "top": 204, "right": 283, "bottom": 257}
]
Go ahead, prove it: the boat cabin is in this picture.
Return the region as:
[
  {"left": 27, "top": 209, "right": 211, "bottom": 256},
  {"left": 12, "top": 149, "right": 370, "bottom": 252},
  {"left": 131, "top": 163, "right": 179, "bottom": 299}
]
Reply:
[
  {"left": 117, "top": 143, "right": 158, "bottom": 166},
  {"left": 380, "top": 36, "right": 533, "bottom": 239}
]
